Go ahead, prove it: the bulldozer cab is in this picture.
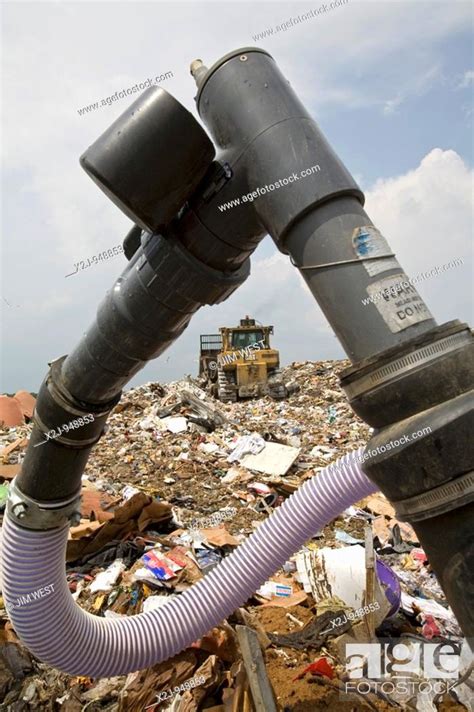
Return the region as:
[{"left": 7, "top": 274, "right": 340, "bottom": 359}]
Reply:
[{"left": 221, "top": 319, "right": 272, "bottom": 352}]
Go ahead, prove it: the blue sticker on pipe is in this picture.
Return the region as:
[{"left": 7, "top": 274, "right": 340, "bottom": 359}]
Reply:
[{"left": 352, "top": 226, "right": 399, "bottom": 277}]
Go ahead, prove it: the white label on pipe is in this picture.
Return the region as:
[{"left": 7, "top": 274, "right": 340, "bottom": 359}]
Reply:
[
  {"left": 364, "top": 256, "right": 400, "bottom": 277},
  {"left": 366, "top": 274, "right": 434, "bottom": 333}
]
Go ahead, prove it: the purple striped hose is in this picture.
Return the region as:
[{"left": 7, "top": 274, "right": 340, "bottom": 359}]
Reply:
[{"left": 0, "top": 449, "right": 376, "bottom": 677}]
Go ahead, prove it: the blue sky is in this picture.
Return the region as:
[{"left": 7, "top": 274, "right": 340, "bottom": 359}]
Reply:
[
  {"left": 1, "top": 0, "right": 473, "bottom": 393},
  {"left": 321, "top": 31, "right": 473, "bottom": 187}
]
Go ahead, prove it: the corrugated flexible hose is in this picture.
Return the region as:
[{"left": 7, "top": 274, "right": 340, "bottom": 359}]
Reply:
[{"left": 0, "top": 449, "right": 376, "bottom": 677}]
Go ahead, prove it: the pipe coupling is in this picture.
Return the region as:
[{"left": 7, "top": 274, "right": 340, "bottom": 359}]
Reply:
[
  {"left": 393, "top": 470, "right": 474, "bottom": 522},
  {"left": 6, "top": 478, "right": 81, "bottom": 531},
  {"left": 340, "top": 321, "right": 474, "bottom": 427}
]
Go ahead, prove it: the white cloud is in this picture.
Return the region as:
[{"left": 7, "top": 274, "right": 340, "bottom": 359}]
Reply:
[
  {"left": 382, "top": 64, "right": 443, "bottom": 115},
  {"left": 457, "top": 69, "right": 474, "bottom": 88},
  {"left": 365, "top": 148, "right": 473, "bottom": 320}
]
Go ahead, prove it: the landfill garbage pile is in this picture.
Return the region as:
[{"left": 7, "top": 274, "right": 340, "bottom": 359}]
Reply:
[{"left": 0, "top": 361, "right": 471, "bottom": 711}]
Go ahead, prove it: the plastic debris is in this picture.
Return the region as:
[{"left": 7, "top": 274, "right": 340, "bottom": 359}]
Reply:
[
  {"left": 89, "top": 560, "right": 126, "bottom": 593},
  {"left": 256, "top": 581, "right": 293, "bottom": 599},
  {"left": 161, "top": 416, "right": 188, "bottom": 433},
  {"left": 293, "top": 657, "right": 335, "bottom": 680},
  {"left": 334, "top": 529, "right": 364, "bottom": 545},
  {"left": 142, "top": 594, "right": 175, "bottom": 613},
  {"left": 296, "top": 545, "right": 394, "bottom": 625},
  {"left": 227, "top": 434, "right": 266, "bottom": 462},
  {"left": 142, "top": 550, "right": 183, "bottom": 580}
]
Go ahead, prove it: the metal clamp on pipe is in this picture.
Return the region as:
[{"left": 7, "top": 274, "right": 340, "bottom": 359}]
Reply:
[
  {"left": 393, "top": 470, "right": 474, "bottom": 523},
  {"left": 18, "top": 356, "right": 121, "bottom": 502},
  {"left": 340, "top": 321, "right": 474, "bottom": 427},
  {"left": 7, "top": 478, "right": 82, "bottom": 530}
]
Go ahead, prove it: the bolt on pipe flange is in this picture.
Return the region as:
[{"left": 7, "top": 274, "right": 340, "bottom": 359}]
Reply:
[{"left": 6, "top": 478, "right": 82, "bottom": 531}]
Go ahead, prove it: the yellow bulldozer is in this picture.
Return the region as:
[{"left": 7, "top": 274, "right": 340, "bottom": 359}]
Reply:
[{"left": 199, "top": 317, "right": 286, "bottom": 402}]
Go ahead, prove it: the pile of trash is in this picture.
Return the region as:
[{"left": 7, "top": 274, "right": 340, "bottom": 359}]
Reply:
[{"left": 0, "top": 361, "right": 471, "bottom": 711}]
